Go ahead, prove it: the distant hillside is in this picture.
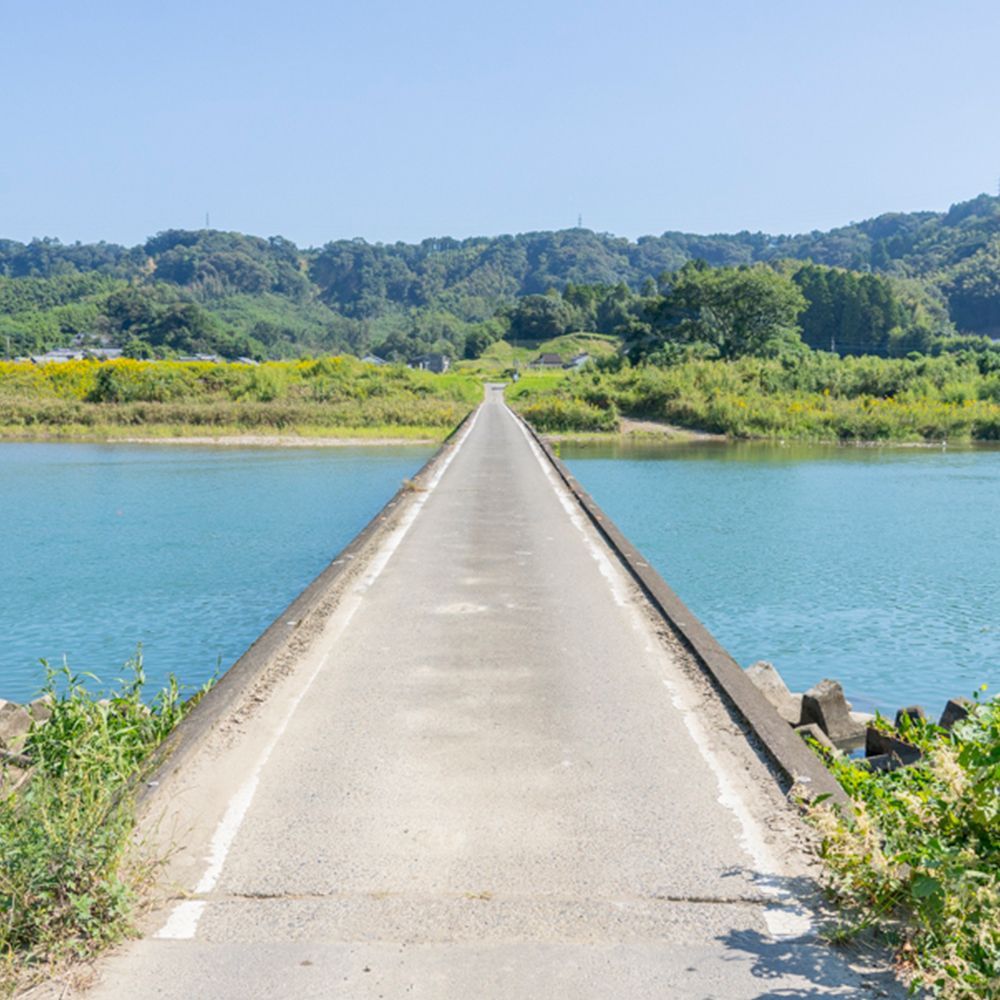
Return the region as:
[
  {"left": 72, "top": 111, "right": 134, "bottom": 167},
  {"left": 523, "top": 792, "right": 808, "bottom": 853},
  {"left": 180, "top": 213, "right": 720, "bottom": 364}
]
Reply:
[{"left": 1, "top": 192, "right": 999, "bottom": 359}]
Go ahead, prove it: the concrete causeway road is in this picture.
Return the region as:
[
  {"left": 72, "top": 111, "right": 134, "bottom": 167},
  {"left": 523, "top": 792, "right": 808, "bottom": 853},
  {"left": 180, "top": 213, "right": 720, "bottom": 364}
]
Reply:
[{"left": 79, "top": 387, "right": 901, "bottom": 999}]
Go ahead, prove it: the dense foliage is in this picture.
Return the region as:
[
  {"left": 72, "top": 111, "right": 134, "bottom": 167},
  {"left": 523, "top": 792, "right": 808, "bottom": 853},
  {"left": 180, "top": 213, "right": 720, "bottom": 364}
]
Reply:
[
  {"left": 0, "top": 357, "right": 480, "bottom": 438},
  {"left": 808, "top": 697, "right": 1000, "bottom": 998},
  {"left": 502, "top": 262, "right": 957, "bottom": 361},
  {"left": 0, "top": 658, "right": 202, "bottom": 991},
  {"left": 509, "top": 353, "right": 1000, "bottom": 442},
  {"left": 2, "top": 192, "right": 1000, "bottom": 362}
]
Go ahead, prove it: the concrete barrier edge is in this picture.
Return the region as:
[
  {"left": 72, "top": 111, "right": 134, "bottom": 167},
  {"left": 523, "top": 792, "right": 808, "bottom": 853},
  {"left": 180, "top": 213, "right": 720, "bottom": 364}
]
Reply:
[
  {"left": 135, "top": 407, "right": 479, "bottom": 810},
  {"left": 517, "top": 414, "right": 849, "bottom": 808}
]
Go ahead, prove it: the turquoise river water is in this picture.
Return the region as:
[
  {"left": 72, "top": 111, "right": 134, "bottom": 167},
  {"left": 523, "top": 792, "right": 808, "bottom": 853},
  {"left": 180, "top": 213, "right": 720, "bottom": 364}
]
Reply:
[
  {"left": 563, "top": 440, "right": 1000, "bottom": 715},
  {"left": 0, "top": 443, "right": 432, "bottom": 703},
  {"left": 1, "top": 440, "right": 996, "bottom": 715}
]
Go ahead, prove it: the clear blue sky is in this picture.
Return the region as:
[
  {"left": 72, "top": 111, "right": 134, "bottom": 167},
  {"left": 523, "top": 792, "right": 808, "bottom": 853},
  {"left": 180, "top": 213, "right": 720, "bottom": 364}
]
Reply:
[{"left": 3, "top": 0, "right": 999, "bottom": 247}]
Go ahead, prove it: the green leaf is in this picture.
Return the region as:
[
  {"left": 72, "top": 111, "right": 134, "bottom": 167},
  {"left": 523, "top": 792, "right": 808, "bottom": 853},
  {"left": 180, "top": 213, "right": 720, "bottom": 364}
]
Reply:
[{"left": 911, "top": 875, "right": 942, "bottom": 899}]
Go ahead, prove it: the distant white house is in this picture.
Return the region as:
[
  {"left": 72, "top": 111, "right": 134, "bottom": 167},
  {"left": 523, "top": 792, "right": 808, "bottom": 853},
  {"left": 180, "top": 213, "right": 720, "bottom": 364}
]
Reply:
[{"left": 566, "top": 352, "right": 591, "bottom": 369}]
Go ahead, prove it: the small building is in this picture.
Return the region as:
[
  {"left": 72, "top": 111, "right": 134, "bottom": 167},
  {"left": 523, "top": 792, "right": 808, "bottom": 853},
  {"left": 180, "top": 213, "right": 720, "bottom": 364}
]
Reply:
[
  {"left": 533, "top": 353, "right": 564, "bottom": 368},
  {"left": 362, "top": 354, "right": 388, "bottom": 366},
  {"left": 566, "top": 352, "right": 591, "bottom": 369},
  {"left": 30, "top": 349, "right": 85, "bottom": 364},
  {"left": 84, "top": 347, "right": 123, "bottom": 361},
  {"left": 408, "top": 353, "right": 451, "bottom": 374}
]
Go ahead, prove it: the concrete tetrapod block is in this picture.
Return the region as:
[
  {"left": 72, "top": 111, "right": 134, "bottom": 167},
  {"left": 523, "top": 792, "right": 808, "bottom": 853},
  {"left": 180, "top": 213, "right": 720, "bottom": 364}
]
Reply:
[
  {"left": 939, "top": 697, "right": 972, "bottom": 730},
  {"left": 801, "top": 679, "right": 865, "bottom": 746},
  {"left": 794, "top": 723, "right": 836, "bottom": 752},
  {"left": 895, "top": 705, "right": 926, "bottom": 728},
  {"left": 864, "top": 727, "right": 922, "bottom": 767},
  {"left": 0, "top": 701, "right": 32, "bottom": 750},
  {"left": 744, "top": 661, "right": 805, "bottom": 726},
  {"left": 858, "top": 753, "right": 904, "bottom": 773}
]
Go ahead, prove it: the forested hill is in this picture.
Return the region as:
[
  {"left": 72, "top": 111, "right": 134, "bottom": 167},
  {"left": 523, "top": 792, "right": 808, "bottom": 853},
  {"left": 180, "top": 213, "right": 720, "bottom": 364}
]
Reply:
[{"left": 2, "top": 192, "right": 999, "bottom": 359}]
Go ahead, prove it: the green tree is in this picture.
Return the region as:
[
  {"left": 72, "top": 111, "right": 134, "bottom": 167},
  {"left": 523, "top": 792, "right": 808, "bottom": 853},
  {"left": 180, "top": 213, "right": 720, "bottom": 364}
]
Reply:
[
  {"left": 505, "top": 293, "right": 575, "bottom": 341},
  {"left": 661, "top": 263, "right": 806, "bottom": 358}
]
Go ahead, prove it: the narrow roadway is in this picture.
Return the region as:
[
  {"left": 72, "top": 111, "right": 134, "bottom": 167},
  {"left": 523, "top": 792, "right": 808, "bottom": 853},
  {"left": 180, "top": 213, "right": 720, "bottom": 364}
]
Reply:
[{"left": 84, "top": 388, "right": 897, "bottom": 999}]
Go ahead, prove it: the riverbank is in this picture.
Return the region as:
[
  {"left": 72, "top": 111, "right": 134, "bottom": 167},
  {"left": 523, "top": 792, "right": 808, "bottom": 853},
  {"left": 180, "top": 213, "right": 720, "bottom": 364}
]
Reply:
[
  {"left": 508, "top": 354, "right": 1000, "bottom": 443},
  {"left": 0, "top": 426, "right": 445, "bottom": 446},
  {"left": 544, "top": 416, "right": 1000, "bottom": 450},
  {"left": 0, "top": 358, "right": 480, "bottom": 443},
  {"left": 543, "top": 416, "right": 726, "bottom": 444}
]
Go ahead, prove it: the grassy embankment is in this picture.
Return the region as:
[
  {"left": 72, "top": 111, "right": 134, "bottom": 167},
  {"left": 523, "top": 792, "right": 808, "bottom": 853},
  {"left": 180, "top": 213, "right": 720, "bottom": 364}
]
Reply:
[
  {"left": 453, "top": 332, "right": 622, "bottom": 376},
  {"left": 0, "top": 357, "right": 482, "bottom": 442},
  {"left": 1, "top": 659, "right": 209, "bottom": 996},
  {"left": 508, "top": 353, "right": 1000, "bottom": 442},
  {"left": 807, "top": 699, "right": 1000, "bottom": 999}
]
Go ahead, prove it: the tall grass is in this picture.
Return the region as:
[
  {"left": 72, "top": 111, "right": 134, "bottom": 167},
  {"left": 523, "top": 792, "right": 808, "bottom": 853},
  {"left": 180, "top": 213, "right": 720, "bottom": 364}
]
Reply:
[
  {"left": 0, "top": 398, "right": 471, "bottom": 433},
  {"left": 0, "top": 656, "right": 206, "bottom": 993},
  {"left": 0, "top": 357, "right": 482, "bottom": 438},
  {"left": 510, "top": 355, "right": 1000, "bottom": 441}
]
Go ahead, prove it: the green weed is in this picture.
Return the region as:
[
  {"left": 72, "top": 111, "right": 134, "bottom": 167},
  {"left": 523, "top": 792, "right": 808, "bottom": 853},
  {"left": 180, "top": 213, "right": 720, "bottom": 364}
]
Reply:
[
  {"left": 807, "top": 694, "right": 1000, "bottom": 997},
  {"left": 0, "top": 655, "right": 207, "bottom": 994},
  {"left": 510, "top": 355, "right": 1000, "bottom": 442}
]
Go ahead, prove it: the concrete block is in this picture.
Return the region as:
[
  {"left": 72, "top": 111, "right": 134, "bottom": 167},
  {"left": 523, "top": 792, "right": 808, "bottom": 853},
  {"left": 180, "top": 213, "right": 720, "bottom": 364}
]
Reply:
[
  {"left": 895, "top": 705, "right": 926, "bottom": 728},
  {"left": 864, "top": 726, "right": 884, "bottom": 757},
  {"left": 0, "top": 761, "right": 31, "bottom": 794},
  {"left": 744, "top": 661, "right": 805, "bottom": 726},
  {"left": 28, "top": 695, "right": 53, "bottom": 724},
  {"left": 0, "top": 701, "right": 32, "bottom": 749},
  {"left": 939, "top": 698, "right": 972, "bottom": 731},
  {"left": 864, "top": 727, "right": 921, "bottom": 767},
  {"left": 794, "top": 723, "right": 835, "bottom": 752},
  {"left": 858, "top": 753, "right": 906, "bottom": 773},
  {"left": 801, "top": 679, "right": 865, "bottom": 745}
]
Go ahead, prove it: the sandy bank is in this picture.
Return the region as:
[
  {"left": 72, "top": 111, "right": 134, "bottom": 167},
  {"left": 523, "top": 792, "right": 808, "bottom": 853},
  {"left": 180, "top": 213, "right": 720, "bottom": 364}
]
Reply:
[
  {"left": 544, "top": 417, "right": 726, "bottom": 443},
  {"left": 112, "top": 434, "right": 437, "bottom": 447}
]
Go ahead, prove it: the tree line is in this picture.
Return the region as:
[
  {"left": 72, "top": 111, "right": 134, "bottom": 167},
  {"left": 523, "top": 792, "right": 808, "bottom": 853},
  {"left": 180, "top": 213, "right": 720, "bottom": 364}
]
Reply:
[{"left": 1, "top": 193, "right": 999, "bottom": 360}]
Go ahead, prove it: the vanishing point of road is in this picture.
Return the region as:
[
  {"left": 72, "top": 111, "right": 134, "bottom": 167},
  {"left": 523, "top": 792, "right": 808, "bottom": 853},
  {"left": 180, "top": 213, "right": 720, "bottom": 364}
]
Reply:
[{"left": 76, "top": 387, "right": 902, "bottom": 999}]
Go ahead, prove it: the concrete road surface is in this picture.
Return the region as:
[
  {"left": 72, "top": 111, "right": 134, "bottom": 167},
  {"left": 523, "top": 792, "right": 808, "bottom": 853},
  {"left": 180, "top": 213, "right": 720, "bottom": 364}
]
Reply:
[{"left": 74, "top": 387, "right": 903, "bottom": 999}]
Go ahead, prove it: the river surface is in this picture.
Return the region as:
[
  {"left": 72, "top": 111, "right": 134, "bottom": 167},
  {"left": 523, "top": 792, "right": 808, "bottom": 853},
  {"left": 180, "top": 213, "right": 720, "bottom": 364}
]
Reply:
[
  {"left": 562, "top": 440, "right": 1000, "bottom": 715},
  {"left": 3, "top": 439, "right": 997, "bottom": 715},
  {"left": 0, "top": 443, "right": 432, "bottom": 702}
]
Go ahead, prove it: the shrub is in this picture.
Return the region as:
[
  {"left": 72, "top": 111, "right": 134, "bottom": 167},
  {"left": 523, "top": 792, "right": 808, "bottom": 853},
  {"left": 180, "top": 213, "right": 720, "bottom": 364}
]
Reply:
[
  {"left": 807, "top": 696, "right": 1000, "bottom": 998},
  {"left": 517, "top": 397, "right": 619, "bottom": 432},
  {"left": 0, "top": 656, "right": 205, "bottom": 990}
]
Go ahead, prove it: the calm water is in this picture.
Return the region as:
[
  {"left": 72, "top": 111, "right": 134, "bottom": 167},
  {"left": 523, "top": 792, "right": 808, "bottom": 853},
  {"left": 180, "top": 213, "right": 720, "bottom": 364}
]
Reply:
[
  {"left": 562, "top": 440, "right": 1000, "bottom": 715},
  {"left": 0, "top": 443, "right": 432, "bottom": 702}
]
